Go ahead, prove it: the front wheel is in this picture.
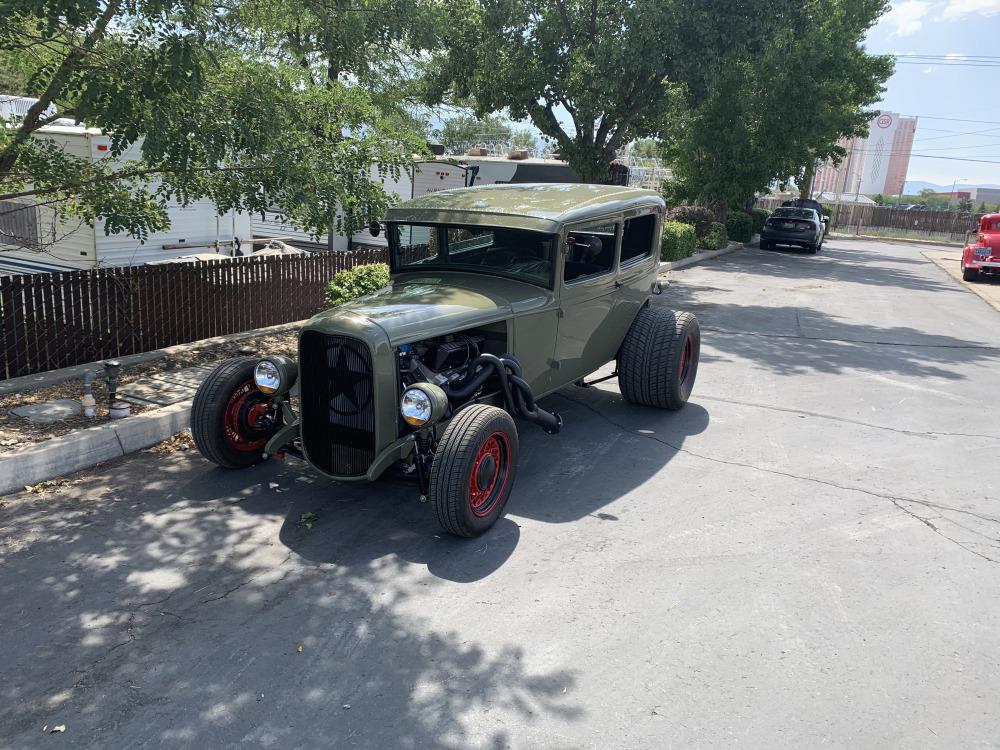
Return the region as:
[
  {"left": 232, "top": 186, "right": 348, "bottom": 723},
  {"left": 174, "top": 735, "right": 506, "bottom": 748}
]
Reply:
[
  {"left": 618, "top": 307, "right": 700, "bottom": 410},
  {"left": 191, "top": 357, "right": 278, "bottom": 468},
  {"left": 429, "top": 405, "right": 519, "bottom": 537}
]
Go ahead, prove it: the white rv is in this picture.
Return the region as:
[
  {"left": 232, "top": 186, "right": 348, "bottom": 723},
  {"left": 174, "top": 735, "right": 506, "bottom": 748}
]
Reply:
[{"left": 0, "top": 123, "right": 251, "bottom": 275}]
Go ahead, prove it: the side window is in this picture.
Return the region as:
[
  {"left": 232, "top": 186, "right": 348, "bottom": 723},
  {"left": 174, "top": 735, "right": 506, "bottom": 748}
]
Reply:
[
  {"left": 564, "top": 221, "right": 617, "bottom": 283},
  {"left": 620, "top": 214, "right": 656, "bottom": 264}
]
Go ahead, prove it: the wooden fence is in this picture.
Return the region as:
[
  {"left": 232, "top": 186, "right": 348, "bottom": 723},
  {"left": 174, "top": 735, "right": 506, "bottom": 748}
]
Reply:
[{"left": 0, "top": 249, "right": 388, "bottom": 380}]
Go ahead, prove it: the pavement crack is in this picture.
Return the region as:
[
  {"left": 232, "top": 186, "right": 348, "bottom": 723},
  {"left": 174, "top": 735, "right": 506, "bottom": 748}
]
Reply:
[
  {"left": 701, "top": 326, "right": 1000, "bottom": 352},
  {"left": 201, "top": 577, "right": 254, "bottom": 604},
  {"left": 695, "top": 394, "right": 1000, "bottom": 441},
  {"left": 556, "top": 393, "right": 999, "bottom": 564}
]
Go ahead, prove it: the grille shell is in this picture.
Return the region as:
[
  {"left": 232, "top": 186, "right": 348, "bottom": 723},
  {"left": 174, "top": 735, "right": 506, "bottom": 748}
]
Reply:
[{"left": 299, "top": 331, "right": 377, "bottom": 476}]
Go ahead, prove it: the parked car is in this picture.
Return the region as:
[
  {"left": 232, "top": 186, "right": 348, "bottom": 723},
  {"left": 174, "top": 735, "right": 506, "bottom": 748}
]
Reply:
[
  {"left": 961, "top": 213, "right": 1000, "bottom": 282},
  {"left": 760, "top": 207, "right": 825, "bottom": 253},
  {"left": 190, "top": 184, "right": 702, "bottom": 537},
  {"left": 782, "top": 198, "right": 829, "bottom": 233}
]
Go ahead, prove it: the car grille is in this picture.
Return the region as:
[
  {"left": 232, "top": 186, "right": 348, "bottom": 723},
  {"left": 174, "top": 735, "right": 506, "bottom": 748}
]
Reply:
[{"left": 299, "top": 331, "right": 376, "bottom": 477}]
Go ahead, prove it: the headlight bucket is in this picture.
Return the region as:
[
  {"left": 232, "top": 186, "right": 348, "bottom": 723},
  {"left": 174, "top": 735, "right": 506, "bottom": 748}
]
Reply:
[
  {"left": 400, "top": 382, "right": 449, "bottom": 428},
  {"left": 254, "top": 356, "right": 298, "bottom": 395}
]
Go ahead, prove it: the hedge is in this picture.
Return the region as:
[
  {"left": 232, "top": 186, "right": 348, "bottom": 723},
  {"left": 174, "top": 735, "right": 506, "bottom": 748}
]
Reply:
[
  {"left": 700, "top": 221, "right": 729, "bottom": 250},
  {"left": 661, "top": 220, "right": 697, "bottom": 261},
  {"left": 666, "top": 205, "right": 717, "bottom": 239},
  {"left": 750, "top": 208, "right": 770, "bottom": 235},
  {"left": 726, "top": 210, "right": 753, "bottom": 243},
  {"left": 324, "top": 262, "right": 391, "bottom": 306}
]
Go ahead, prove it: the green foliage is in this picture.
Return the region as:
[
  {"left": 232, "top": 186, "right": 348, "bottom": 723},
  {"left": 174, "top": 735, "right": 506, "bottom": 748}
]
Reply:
[
  {"left": 324, "top": 263, "right": 391, "bottom": 306},
  {"left": 661, "top": 220, "right": 696, "bottom": 261},
  {"left": 0, "top": 0, "right": 432, "bottom": 248},
  {"left": 701, "top": 222, "right": 729, "bottom": 251},
  {"left": 666, "top": 205, "right": 717, "bottom": 238},
  {"left": 426, "top": 0, "right": 803, "bottom": 182},
  {"left": 660, "top": 0, "right": 893, "bottom": 208},
  {"left": 750, "top": 208, "right": 770, "bottom": 234},
  {"left": 958, "top": 197, "right": 974, "bottom": 212},
  {"left": 437, "top": 114, "right": 512, "bottom": 153},
  {"left": 725, "top": 210, "right": 753, "bottom": 243}
]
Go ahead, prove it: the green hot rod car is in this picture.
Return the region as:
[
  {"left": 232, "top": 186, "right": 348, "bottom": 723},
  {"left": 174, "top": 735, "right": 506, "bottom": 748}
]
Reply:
[{"left": 191, "top": 184, "right": 701, "bottom": 537}]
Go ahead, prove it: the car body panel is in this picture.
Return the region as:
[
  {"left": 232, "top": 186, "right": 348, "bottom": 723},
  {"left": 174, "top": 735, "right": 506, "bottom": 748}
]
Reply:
[
  {"left": 962, "top": 213, "right": 1000, "bottom": 275},
  {"left": 296, "top": 184, "right": 666, "bottom": 481},
  {"left": 761, "top": 208, "right": 824, "bottom": 249}
]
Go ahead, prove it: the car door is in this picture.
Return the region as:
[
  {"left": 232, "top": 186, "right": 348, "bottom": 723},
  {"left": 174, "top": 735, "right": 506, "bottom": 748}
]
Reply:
[
  {"left": 608, "top": 208, "right": 660, "bottom": 341},
  {"left": 552, "top": 217, "right": 622, "bottom": 383}
]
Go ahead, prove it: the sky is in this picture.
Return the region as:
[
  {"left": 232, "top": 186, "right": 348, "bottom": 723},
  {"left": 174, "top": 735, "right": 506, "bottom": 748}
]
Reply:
[{"left": 865, "top": 0, "right": 1000, "bottom": 186}]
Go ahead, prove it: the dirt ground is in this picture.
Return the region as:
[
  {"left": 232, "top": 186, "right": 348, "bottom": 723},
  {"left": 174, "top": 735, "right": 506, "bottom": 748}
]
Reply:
[{"left": 0, "top": 329, "right": 299, "bottom": 452}]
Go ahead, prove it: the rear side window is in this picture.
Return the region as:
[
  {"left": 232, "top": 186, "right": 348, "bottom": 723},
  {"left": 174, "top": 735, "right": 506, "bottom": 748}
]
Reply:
[
  {"left": 620, "top": 214, "right": 656, "bottom": 264},
  {"left": 564, "top": 221, "right": 617, "bottom": 282}
]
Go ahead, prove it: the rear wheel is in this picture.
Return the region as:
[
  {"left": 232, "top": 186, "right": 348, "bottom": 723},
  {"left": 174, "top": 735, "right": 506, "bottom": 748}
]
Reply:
[
  {"left": 191, "top": 357, "right": 278, "bottom": 468},
  {"left": 760, "top": 240, "right": 771, "bottom": 250},
  {"left": 962, "top": 265, "right": 980, "bottom": 282},
  {"left": 619, "top": 307, "right": 700, "bottom": 410},
  {"left": 806, "top": 242, "right": 819, "bottom": 254},
  {"left": 429, "top": 405, "right": 519, "bottom": 537}
]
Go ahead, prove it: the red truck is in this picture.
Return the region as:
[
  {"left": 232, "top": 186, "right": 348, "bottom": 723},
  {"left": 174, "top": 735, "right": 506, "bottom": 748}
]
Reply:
[{"left": 962, "top": 213, "right": 1000, "bottom": 282}]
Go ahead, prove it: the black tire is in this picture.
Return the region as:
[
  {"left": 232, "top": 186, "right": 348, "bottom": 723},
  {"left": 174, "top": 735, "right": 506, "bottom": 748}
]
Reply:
[
  {"left": 806, "top": 242, "right": 818, "bottom": 254},
  {"left": 760, "top": 240, "right": 771, "bottom": 250},
  {"left": 962, "top": 265, "right": 979, "bottom": 282},
  {"left": 618, "top": 307, "right": 700, "bottom": 410},
  {"left": 429, "top": 404, "right": 519, "bottom": 538},
  {"left": 191, "top": 357, "right": 278, "bottom": 469}
]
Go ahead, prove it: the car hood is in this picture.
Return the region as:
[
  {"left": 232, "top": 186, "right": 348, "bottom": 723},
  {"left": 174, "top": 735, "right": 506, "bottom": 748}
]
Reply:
[{"left": 307, "top": 272, "right": 554, "bottom": 344}]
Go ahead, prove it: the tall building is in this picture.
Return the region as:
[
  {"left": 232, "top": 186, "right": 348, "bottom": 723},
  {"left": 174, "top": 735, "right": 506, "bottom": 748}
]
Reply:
[{"left": 811, "top": 112, "right": 918, "bottom": 197}]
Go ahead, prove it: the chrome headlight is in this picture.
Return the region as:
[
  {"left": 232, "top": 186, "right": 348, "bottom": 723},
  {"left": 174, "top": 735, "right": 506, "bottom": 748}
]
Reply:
[
  {"left": 254, "top": 356, "right": 297, "bottom": 395},
  {"left": 400, "top": 382, "right": 448, "bottom": 428}
]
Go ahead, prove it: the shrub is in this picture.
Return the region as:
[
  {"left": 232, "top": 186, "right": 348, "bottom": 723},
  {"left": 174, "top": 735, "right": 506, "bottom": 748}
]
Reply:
[
  {"left": 725, "top": 210, "right": 753, "bottom": 243},
  {"left": 666, "top": 205, "right": 717, "bottom": 239},
  {"left": 661, "top": 220, "right": 697, "bottom": 261},
  {"left": 324, "top": 262, "right": 390, "bottom": 306},
  {"left": 700, "top": 221, "right": 729, "bottom": 250},
  {"left": 750, "top": 208, "right": 770, "bottom": 235}
]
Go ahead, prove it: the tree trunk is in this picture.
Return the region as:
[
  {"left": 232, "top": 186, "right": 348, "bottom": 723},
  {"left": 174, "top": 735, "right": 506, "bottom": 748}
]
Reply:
[{"left": 799, "top": 161, "right": 816, "bottom": 200}]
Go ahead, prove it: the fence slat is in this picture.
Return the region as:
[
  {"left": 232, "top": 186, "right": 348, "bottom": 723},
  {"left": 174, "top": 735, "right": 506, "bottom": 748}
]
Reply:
[{"left": 0, "top": 251, "right": 385, "bottom": 379}]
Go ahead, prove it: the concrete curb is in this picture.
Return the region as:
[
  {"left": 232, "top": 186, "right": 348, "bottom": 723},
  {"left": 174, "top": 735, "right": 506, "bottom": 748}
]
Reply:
[
  {"left": 0, "top": 401, "right": 191, "bottom": 496},
  {"left": 659, "top": 240, "right": 745, "bottom": 273},
  {"left": 921, "top": 251, "right": 1000, "bottom": 313},
  {"left": 0, "top": 319, "right": 307, "bottom": 396},
  {"left": 829, "top": 232, "right": 962, "bottom": 249}
]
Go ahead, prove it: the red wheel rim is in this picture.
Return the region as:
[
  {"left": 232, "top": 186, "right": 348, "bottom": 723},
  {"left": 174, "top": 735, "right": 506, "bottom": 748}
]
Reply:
[
  {"left": 679, "top": 336, "right": 693, "bottom": 386},
  {"left": 224, "top": 380, "right": 273, "bottom": 452},
  {"left": 469, "top": 432, "right": 510, "bottom": 517}
]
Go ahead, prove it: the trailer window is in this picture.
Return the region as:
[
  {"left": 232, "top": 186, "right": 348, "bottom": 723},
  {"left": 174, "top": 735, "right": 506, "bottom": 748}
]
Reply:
[{"left": 0, "top": 201, "right": 39, "bottom": 249}]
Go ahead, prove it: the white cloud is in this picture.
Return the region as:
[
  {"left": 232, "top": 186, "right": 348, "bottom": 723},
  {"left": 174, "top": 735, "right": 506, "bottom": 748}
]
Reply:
[
  {"left": 945, "top": 52, "right": 966, "bottom": 59},
  {"left": 924, "top": 66, "right": 936, "bottom": 72},
  {"left": 943, "top": 0, "right": 1000, "bottom": 19},
  {"left": 881, "top": 1, "right": 933, "bottom": 36}
]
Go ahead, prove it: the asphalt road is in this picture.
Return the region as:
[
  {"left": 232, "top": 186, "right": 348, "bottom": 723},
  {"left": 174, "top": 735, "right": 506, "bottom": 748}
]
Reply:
[{"left": 2, "top": 238, "right": 999, "bottom": 749}]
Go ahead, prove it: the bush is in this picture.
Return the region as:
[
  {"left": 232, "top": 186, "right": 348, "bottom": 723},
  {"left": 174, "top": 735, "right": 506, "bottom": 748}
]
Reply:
[
  {"left": 661, "top": 220, "right": 697, "bottom": 261},
  {"left": 750, "top": 208, "right": 770, "bottom": 235},
  {"left": 666, "top": 205, "right": 717, "bottom": 239},
  {"left": 324, "top": 262, "right": 390, "bottom": 306},
  {"left": 725, "top": 210, "right": 753, "bottom": 243},
  {"left": 700, "top": 221, "right": 729, "bottom": 250}
]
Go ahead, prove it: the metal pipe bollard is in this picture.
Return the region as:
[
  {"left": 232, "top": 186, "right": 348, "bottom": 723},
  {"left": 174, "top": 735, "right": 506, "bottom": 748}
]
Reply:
[{"left": 103, "top": 360, "right": 130, "bottom": 419}]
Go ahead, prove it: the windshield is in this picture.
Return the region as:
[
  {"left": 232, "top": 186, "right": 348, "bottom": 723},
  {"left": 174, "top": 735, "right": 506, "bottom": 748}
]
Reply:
[
  {"left": 389, "top": 224, "right": 556, "bottom": 287},
  {"left": 773, "top": 208, "right": 816, "bottom": 219}
]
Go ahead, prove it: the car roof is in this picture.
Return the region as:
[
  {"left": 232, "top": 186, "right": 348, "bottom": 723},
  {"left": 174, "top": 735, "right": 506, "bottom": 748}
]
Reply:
[{"left": 385, "top": 183, "right": 664, "bottom": 233}]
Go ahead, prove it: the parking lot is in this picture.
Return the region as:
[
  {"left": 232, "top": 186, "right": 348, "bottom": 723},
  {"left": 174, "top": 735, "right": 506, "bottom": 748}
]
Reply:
[{"left": 2, "top": 237, "right": 998, "bottom": 749}]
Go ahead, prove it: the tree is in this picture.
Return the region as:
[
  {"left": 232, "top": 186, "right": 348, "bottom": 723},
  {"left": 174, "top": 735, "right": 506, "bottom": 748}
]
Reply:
[
  {"left": 958, "top": 197, "right": 973, "bottom": 212},
  {"left": 978, "top": 202, "right": 987, "bottom": 212},
  {"left": 426, "top": 0, "right": 799, "bottom": 183},
  {"left": 659, "top": 0, "right": 892, "bottom": 212},
  {"left": 0, "top": 0, "right": 428, "bottom": 248}
]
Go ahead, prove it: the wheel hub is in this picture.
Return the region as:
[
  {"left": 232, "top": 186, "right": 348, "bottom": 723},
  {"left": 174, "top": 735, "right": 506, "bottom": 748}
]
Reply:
[{"left": 476, "top": 454, "right": 497, "bottom": 490}]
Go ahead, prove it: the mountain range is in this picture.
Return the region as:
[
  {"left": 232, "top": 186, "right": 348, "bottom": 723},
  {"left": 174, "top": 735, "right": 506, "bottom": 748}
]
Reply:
[{"left": 903, "top": 180, "right": 1000, "bottom": 194}]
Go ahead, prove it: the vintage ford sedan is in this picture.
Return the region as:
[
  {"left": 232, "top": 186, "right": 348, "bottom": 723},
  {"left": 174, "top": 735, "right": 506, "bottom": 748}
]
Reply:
[{"left": 191, "top": 184, "right": 701, "bottom": 536}]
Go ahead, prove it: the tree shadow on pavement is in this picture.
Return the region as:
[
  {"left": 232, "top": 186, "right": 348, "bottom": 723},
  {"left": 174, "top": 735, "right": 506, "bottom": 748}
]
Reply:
[{"left": 0, "top": 449, "right": 582, "bottom": 749}]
